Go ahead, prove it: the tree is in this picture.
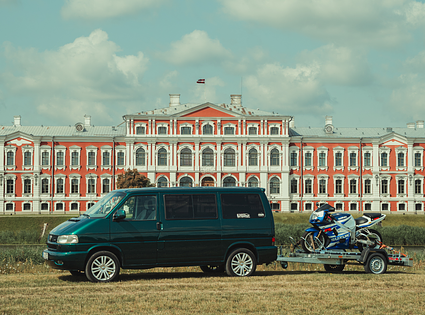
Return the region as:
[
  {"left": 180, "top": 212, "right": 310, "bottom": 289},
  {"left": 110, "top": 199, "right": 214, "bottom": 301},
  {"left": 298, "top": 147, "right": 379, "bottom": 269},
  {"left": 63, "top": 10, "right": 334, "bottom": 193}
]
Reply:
[{"left": 116, "top": 169, "right": 155, "bottom": 189}]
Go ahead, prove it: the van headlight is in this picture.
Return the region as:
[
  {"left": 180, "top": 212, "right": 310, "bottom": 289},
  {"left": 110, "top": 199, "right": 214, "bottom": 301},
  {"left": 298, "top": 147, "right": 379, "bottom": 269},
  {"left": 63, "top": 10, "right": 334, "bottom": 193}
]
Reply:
[{"left": 57, "top": 235, "right": 79, "bottom": 244}]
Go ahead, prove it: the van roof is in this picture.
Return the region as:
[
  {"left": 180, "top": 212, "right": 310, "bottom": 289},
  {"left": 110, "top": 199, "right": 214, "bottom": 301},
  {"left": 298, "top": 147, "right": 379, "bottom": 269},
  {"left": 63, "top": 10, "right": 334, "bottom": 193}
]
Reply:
[{"left": 114, "top": 187, "right": 266, "bottom": 194}]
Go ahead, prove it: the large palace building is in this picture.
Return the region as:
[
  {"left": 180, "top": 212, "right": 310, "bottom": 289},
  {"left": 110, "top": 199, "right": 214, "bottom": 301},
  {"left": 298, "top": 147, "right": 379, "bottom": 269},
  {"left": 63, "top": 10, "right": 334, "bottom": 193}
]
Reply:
[{"left": 1, "top": 94, "right": 425, "bottom": 214}]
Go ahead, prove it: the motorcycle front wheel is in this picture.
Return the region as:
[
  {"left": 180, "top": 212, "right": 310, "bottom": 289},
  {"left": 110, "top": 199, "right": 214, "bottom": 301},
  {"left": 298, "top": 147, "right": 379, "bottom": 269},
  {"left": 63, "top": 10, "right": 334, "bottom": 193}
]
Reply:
[
  {"left": 301, "top": 231, "right": 326, "bottom": 253},
  {"left": 357, "top": 229, "right": 383, "bottom": 252}
]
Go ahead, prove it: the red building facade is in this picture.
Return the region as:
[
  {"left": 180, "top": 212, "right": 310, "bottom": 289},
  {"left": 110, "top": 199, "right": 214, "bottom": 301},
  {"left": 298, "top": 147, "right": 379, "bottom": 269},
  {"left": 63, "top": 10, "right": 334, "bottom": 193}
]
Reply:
[{"left": 1, "top": 94, "right": 424, "bottom": 214}]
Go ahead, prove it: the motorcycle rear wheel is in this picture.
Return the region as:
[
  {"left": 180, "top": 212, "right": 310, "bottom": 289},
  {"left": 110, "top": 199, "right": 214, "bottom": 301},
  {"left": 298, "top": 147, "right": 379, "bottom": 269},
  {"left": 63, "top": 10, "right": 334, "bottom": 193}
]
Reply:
[
  {"left": 301, "top": 231, "right": 326, "bottom": 253},
  {"left": 357, "top": 229, "right": 382, "bottom": 252}
]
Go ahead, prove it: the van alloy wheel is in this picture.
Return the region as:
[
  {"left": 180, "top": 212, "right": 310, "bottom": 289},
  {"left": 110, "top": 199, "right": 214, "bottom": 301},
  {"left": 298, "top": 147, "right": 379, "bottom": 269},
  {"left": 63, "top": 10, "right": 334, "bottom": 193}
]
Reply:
[
  {"left": 226, "top": 248, "right": 256, "bottom": 277},
  {"left": 85, "top": 251, "right": 120, "bottom": 282}
]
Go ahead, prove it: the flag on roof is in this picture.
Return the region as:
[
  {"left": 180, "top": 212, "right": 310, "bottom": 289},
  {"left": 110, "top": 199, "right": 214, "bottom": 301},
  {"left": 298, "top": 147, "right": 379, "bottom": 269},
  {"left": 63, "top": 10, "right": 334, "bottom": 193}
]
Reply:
[{"left": 197, "top": 79, "right": 205, "bottom": 84}]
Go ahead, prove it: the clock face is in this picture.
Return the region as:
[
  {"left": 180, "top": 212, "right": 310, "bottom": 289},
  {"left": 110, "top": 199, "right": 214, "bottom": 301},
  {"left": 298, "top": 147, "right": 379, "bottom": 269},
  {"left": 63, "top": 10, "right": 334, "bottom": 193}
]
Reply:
[{"left": 325, "top": 125, "right": 333, "bottom": 133}]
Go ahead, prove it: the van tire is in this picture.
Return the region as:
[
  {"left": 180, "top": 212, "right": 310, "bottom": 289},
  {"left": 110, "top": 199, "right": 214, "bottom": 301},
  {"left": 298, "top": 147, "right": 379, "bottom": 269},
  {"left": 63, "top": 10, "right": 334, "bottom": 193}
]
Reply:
[
  {"left": 200, "top": 265, "right": 225, "bottom": 273},
  {"left": 225, "top": 248, "right": 256, "bottom": 277},
  {"left": 85, "top": 251, "right": 120, "bottom": 282}
]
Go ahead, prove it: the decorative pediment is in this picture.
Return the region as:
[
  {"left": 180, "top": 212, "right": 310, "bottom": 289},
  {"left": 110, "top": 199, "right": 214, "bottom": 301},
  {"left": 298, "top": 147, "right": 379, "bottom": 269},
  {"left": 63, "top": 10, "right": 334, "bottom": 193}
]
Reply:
[
  {"left": 178, "top": 103, "right": 238, "bottom": 118},
  {"left": 6, "top": 137, "right": 33, "bottom": 147}
]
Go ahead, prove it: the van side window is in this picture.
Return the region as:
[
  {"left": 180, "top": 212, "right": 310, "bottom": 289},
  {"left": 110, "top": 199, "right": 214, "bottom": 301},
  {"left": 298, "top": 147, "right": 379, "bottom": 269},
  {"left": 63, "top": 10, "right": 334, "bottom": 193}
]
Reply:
[
  {"left": 119, "top": 195, "right": 157, "bottom": 220},
  {"left": 164, "top": 194, "right": 217, "bottom": 220},
  {"left": 221, "top": 194, "right": 265, "bottom": 219}
]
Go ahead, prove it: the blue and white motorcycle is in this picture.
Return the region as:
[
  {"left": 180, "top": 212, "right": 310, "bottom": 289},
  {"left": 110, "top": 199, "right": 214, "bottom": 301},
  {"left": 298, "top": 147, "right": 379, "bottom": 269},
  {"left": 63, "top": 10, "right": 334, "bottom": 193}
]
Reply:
[{"left": 301, "top": 203, "right": 386, "bottom": 253}]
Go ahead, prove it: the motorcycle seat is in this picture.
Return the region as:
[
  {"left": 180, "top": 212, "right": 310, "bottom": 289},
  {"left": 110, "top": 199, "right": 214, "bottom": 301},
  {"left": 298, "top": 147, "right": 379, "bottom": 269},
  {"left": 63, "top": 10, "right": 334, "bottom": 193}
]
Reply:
[
  {"left": 355, "top": 217, "right": 368, "bottom": 225},
  {"left": 363, "top": 213, "right": 382, "bottom": 220}
]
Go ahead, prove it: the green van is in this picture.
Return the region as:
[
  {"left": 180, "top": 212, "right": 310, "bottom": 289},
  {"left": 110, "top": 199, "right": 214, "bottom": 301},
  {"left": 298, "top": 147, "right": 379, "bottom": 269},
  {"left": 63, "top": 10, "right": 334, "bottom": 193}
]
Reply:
[{"left": 43, "top": 187, "right": 277, "bottom": 282}]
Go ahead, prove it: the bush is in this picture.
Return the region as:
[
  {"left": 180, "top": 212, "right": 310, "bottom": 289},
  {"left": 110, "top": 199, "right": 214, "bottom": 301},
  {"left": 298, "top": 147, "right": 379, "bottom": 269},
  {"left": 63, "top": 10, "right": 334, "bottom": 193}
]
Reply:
[
  {"left": 376, "top": 225, "right": 425, "bottom": 246},
  {"left": 0, "top": 246, "right": 45, "bottom": 265},
  {"left": 275, "top": 223, "right": 310, "bottom": 245},
  {"left": 0, "top": 230, "right": 44, "bottom": 244}
]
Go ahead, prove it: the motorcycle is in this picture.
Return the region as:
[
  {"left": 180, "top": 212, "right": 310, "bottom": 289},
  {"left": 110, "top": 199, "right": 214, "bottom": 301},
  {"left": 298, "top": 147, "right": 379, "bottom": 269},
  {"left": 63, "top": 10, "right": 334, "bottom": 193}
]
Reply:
[{"left": 301, "top": 203, "right": 386, "bottom": 253}]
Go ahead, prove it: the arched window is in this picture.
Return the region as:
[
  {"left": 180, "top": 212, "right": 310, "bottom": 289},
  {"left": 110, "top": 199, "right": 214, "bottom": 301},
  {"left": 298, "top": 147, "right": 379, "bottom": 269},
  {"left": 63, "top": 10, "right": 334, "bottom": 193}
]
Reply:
[
  {"left": 179, "top": 176, "right": 192, "bottom": 187},
  {"left": 249, "top": 148, "right": 258, "bottom": 166},
  {"left": 202, "top": 148, "right": 214, "bottom": 166},
  {"left": 158, "top": 148, "right": 167, "bottom": 166},
  {"left": 203, "top": 124, "right": 213, "bottom": 135},
  {"left": 135, "top": 148, "right": 145, "bottom": 166},
  {"left": 270, "top": 148, "right": 279, "bottom": 166},
  {"left": 157, "top": 177, "right": 168, "bottom": 188},
  {"left": 248, "top": 177, "right": 258, "bottom": 187},
  {"left": 180, "top": 148, "right": 192, "bottom": 166},
  {"left": 270, "top": 177, "right": 280, "bottom": 194},
  {"left": 223, "top": 148, "right": 235, "bottom": 167},
  {"left": 223, "top": 177, "right": 236, "bottom": 187}
]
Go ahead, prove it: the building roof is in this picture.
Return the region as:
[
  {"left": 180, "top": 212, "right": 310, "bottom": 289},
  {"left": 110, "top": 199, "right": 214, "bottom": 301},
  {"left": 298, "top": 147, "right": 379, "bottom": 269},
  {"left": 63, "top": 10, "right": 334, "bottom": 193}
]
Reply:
[{"left": 0, "top": 125, "right": 125, "bottom": 138}]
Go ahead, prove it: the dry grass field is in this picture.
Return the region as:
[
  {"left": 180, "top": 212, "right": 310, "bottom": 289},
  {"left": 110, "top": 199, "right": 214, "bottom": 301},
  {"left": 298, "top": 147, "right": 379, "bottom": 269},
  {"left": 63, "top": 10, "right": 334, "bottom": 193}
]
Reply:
[{"left": 1, "top": 263, "right": 425, "bottom": 315}]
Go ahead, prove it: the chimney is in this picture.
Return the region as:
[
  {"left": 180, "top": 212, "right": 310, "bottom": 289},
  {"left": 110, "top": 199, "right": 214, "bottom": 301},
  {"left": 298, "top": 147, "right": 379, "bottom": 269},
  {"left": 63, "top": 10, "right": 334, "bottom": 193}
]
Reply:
[
  {"left": 169, "top": 94, "right": 180, "bottom": 107},
  {"left": 407, "top": 122, "right": 415, "bottom": 129},
  {"left": 417, "top": 120, "right": 424, "bottom": 128},
  {"left": 230, "top": 95, "right": 242, "bottom": 106},
  {"left": 84, "top": 115, "right": 91, "bottom": 127},
  {"left": 289, "top": 119, "right": 295, "bottom": 128},
  {"left": 14, "top": 115, "right": 21, "bottom": 127},
  {"left": 325, "top": 115, "right": 333, "bottom": 126}
]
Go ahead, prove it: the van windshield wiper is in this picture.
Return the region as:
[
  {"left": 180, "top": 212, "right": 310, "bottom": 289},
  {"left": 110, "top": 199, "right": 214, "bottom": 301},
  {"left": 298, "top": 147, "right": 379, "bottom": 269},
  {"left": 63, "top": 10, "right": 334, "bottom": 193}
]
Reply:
[{"left": 82, "top": 213, "right": 90, "bottom": 218}]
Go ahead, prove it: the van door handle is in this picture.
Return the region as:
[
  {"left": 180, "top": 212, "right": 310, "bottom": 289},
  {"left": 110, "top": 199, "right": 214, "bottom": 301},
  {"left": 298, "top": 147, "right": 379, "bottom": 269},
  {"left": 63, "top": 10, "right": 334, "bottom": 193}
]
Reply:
[{"left": 156, "top": 222, "right": 163, "bottom": 230}]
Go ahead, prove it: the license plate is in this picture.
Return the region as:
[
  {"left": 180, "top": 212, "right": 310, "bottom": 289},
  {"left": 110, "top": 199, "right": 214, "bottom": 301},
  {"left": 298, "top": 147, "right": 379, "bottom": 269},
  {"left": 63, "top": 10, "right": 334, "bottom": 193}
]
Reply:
[{"left": 43, "top": 251, "right": 49, "bottom": 260}]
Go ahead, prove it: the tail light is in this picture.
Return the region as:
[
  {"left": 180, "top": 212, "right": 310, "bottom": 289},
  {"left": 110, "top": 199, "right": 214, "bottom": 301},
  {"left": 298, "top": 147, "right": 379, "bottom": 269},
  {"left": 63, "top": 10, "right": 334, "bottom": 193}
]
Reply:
[{"left": 272, "top": 237, "right": 275, "bottom": 245}]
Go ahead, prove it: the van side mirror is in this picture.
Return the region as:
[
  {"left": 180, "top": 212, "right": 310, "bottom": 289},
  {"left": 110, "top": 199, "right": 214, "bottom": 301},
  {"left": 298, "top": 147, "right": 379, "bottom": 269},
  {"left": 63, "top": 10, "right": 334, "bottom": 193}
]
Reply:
[{"left": 113, "top": 209, "right": 126, "bottom": 221}]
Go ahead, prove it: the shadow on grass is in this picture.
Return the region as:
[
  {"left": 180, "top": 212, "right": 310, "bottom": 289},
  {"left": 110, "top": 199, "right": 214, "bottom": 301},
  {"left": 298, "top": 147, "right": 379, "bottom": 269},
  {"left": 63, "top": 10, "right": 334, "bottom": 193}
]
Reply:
[{"left": 57, "top": 268, "right": 415, "bottom": 283}]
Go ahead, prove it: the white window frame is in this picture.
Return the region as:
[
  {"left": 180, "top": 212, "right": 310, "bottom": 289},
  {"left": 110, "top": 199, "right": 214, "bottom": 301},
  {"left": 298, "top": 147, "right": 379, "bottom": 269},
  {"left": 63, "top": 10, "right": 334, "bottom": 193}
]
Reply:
[
  {"left": 116, "top": 146, "right": 126, "bottom": 169},
  {"left": 317, "top": 175, "right": 329, "bottom": 197},
  {"left": 201, "top": 121, "right": 215, "bottom": 135},
  {"left": 178, "top": 145, "right": 194, "bottom": 170},
  {"left": 333, "top": 146, "right": 344, "bottom": 171},
  {"left": 381, "top": 202, "right": 391, "bottom": 211},
  {"left": 303, "top": 146, "right": 314, "bottom": 170},
  {"left": 55, "top": 174, "right": 66, "bottom": 197},
  {"left": 414, "top": 146, "right": 424, "bottom": 171},
  {"left": 348, "top": 175, "right": 359, "bottom": 197},
  {"left": 397, "top": 201, "right": 407, "bottom": 211},
  {"left": 317, "top": 146, "right": 328, "bottom": 171},
  {"left": 269, "top": 124, "right": 280, "bottom": 136},
  {"left": 70, "top": 146, "right": 81, "bottom": 170},
  {"left": 22, "top": 145, "right": 34, "bottom": 170},
  {"left": 134, "top": 144, "right": 148, "bottom": 168},
  {"left": 200, "top": 144, "right": 216, "bottom": 171},
  {"left": 349, "top": 202, "right": 358, "bottom": 211},
  {"left": 333, "top": 175, "right": 344, "bottom": 197},
  {"left": 395, "top": 146, "right": 407, "bottom": 170},
  {"left": 5, "top": 202, "right": 15, "bottom": 212},
  {"left": 334, "top": 201, "right": 345, "bottom": 211},
  {"left": 22, "top": 176, "right": 33, "bottom": 197},
  {"left": 180, "top": 123, "right": 193, "bottom": 135},
  {"left": 379, "top": 146, "right": 390, "bottom": 170},
  {"left": 289, "top": 146, "right": 299, "bottom": 170},
  {"left": 40, "top": 146, "right": 51, "bottom": 169},
  {"left": 54, "top": 201, "right": 65, "bottom": 212},
  {"left": 396, "top": 175, "right": 407, "bottom": 197},
  {"left": 100, "top": 174, "right": 112, "bottom": 195},
  {"left": 269, "top": 176, "right": 281, "bottom": 195},
  {"left": 69, "top": 174, "right": 81, "bottom": 197},
  {"left": 303, "top": 175, "right": 314, "bottom": 197},
  {"left": 362, "top": 146, "right": 373, "bottom": 170},
  {"left": 380, "top": 176, "right": 391, "bottom": 197},
  {"left": 22, "top": 202, "right": 32, "bottom": 211},
  {"left": 223, "top": 123, "right": 236, "bottom": 135},
  {"left": 86, "top": 174, "right": 97, "bottom": 196},
  {"left": 70, "top": 201, "right": 80, "bottom": 212},
  {"left": 86, "top": 145, "right": 98, "bottom": 170},
  {"left": 414, "top": 175, "right": 424, "bottom": 196},
  {"left": 247, "top": 145, "right": 260, "bottom": 170},
  {"left": 363, "top": 175, "right": 373, "bottom": 195},
  {"left": 101, "top": 145, "right": 112, "bottom": 170},
  {"left": 269, "top": 146, "right": 281, "bottom": 168},
  {"left": 223, "top": 145, "right": 237, "bottom": 169},
  {"left": 156, "top": 145, "right": 169, "bottom": 168},
  {"left": 135, "top": 123, "right": 147, "bottom": 135},
  {"left": 5, "top": 146, "right": 17, "bottom": 170},
  {"left": 156, "top": 123, "right": 168, "bottom": 135},
  {"left": 54, "top": 145, "right": 66, "bottom": 170},
  {"left": 40, "top": 176, "right": 50, "bottom": 197},
  {"left": 247, "top": 123, "right": 259, "bottom": 136},
  {"left": 348, "top": 146, "right": 359, "bottom": 171}
]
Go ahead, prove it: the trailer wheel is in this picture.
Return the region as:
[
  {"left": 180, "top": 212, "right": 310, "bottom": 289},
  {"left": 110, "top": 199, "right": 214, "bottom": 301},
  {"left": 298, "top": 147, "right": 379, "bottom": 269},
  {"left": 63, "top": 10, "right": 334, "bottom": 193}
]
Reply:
[
  {"left": 324, "top": 264, "right": 345, "bottom": 272},
  {"left": 364, "top": 253, "right": 387, "bottom": 274},
  {"left": 225, "top": 248, "right": 256, "bottom": 277},
  {"left": 200, "top": 265, "right": 225, "bottom": 273},
  {"left": 85, "top": 251, "right": 120, "bottom": 282}
]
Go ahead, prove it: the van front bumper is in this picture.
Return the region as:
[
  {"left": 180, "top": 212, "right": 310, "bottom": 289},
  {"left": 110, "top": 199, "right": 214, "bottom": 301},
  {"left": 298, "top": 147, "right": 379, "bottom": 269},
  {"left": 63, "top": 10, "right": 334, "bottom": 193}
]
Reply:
[{"left": 43, "top": 249, "right": 87, "bottom": 271}]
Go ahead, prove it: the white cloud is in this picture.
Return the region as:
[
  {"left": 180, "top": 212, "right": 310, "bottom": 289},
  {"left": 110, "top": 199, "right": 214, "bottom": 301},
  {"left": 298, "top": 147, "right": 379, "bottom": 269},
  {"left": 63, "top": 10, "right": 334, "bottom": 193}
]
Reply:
[
  {"left": 389, "top": 74, "right": 425, "bottom": 120},
  {"left": 61, "top": 0, "right": 166, "bottom": 20},
  {"left": 220, "top": 0, "right": 425, "bottom": 48},
  {"left": 1, "top": 29, "right": 149, "bottom": 124},
  {"left": 157, "top": 30, "right": 232, "bottom": 66},
  {"left": 189, "top": 77, "right": 225, "bottom": 104},
  {"left": 244, "top": 63, "right": 333, "bottom": 115},
  {"left": 299, "top": 44, "right": 373, "bottom": 86}
]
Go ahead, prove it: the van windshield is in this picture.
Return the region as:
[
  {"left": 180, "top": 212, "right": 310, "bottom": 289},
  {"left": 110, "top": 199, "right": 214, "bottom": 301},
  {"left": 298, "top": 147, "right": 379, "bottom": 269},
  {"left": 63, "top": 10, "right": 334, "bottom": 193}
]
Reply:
[{"left": 83, "top": 191, "right": 126, "bottom": 218}]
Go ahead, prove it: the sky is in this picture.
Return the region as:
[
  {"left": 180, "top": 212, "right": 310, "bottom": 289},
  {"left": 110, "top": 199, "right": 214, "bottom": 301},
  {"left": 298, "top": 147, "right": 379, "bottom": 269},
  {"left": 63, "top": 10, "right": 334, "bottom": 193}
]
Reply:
[{"left": 2, "top": 0, "right": 425, "bottom": 129}]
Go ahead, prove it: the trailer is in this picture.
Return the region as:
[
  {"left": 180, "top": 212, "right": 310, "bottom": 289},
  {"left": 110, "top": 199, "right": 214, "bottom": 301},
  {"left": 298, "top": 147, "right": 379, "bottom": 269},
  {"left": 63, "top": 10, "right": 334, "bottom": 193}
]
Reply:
[{"left": 276, "top": 247, "right": 413, "bottom": 274}]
